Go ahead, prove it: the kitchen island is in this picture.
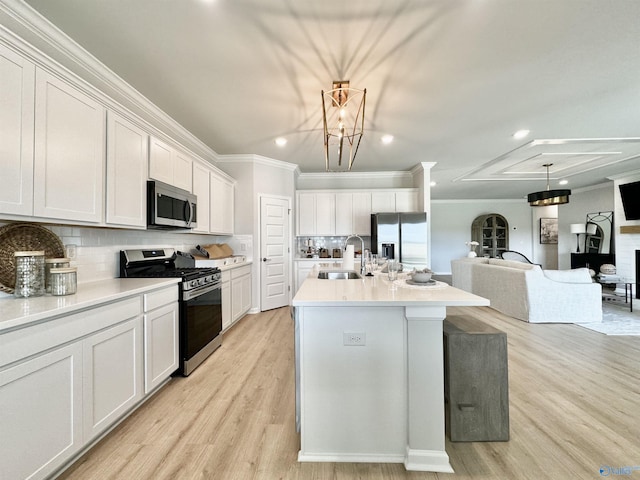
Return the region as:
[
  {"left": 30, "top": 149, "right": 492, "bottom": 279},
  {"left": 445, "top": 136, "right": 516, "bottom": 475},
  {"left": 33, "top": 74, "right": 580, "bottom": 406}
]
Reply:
[{"left": 292, "top": 266, "right": 489, "bottom": 473}]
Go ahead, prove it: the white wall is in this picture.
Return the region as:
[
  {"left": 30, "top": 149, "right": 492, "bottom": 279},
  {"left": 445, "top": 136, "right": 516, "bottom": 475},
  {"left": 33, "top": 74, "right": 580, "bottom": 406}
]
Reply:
[
  {"left": 430, "top": 200, "right": 534, "bottom": 274},
  {"left": 217, "top": 155, "right": 297, "bottom": 312}
]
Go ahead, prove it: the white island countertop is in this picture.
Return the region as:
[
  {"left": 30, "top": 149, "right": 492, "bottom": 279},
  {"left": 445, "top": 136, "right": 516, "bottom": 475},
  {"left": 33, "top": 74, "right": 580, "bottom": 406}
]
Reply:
[
  {"left": 0, "top": 277, "right": 179, "bottom": 333},
  {"left": 293, "top": 265, "right": 489, "bottom": 307}
]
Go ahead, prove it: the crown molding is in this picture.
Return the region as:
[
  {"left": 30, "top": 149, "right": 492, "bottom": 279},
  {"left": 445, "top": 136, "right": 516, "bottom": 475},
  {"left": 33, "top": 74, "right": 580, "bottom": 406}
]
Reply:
[
  {"left": 297, "top": 170, "right": 413, "bottom": 181},
  {"left": 217, "top": 154, "right": 299, "bottom": 172},
  {"left": 0, "top": 0, "right": 219, "bottom": 164}
]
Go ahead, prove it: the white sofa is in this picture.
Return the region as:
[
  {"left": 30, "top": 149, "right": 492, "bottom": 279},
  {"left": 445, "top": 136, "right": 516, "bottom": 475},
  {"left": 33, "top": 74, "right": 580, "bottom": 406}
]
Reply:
[{"left": 451, "top": 258, "right": 602, "bottom": 323}]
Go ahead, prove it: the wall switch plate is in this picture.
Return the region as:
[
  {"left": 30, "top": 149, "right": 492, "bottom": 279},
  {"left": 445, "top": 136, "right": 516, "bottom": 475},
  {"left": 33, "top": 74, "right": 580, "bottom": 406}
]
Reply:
[{"left": 343, "top": 332, "right": 366, "bottom": 346}]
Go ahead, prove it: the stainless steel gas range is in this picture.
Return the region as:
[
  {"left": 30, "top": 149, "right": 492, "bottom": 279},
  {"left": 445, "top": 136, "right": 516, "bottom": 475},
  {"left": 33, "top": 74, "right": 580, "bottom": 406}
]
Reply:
[{"left": 120, "top": 248, "right": 222, "bottom": 375}]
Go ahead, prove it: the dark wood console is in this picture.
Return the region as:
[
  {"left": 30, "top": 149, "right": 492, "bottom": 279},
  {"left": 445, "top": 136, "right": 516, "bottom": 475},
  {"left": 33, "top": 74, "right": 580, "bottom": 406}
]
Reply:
[{"left": 570, "top": 253, "right": 615, "bottom": 274}]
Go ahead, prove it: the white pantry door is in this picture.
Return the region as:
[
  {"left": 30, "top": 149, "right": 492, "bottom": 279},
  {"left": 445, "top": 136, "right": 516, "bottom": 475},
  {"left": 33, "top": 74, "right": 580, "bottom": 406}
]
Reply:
[{"left": 260, "top": 195, "right": 290, "bottom": 311}]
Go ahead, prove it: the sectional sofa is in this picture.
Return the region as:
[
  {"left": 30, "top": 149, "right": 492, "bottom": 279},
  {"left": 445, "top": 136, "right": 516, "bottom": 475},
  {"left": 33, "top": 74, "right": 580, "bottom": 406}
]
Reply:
[{"left": 451, "top": 257, "right": 602, "bottom": 323}]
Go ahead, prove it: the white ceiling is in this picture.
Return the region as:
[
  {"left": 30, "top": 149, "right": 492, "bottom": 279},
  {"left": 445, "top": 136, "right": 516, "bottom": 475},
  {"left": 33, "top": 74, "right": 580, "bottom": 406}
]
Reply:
[{"left": 18, "top": 0, "right": 640, "bottom": 199}]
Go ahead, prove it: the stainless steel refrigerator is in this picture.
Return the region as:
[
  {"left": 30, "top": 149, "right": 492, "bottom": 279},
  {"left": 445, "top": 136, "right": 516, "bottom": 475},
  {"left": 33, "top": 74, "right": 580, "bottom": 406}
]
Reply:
[{"left": 371, "top": 212, "right": 428, "bottom": 268}]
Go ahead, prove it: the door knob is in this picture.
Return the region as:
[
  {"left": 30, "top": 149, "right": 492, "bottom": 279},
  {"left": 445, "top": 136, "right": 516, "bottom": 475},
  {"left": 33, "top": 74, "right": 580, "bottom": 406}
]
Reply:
[{"left": 262, "top": 257, "right": 269, "bottom": 262}]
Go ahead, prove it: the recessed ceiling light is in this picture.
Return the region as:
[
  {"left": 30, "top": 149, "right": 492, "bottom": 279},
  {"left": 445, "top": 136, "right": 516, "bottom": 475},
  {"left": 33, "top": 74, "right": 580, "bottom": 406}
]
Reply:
[
  {"left": 513, "top": 129, "right": 530, "bottom": 140},
  {"left": 381, "top": 134, "right": 394, "bottom": 145},
  {"left": 275, "top": 137, "right": 287, "bottom": 147},
  {"left": 559, "top": 179, "right": 568, "bottom": 185}
]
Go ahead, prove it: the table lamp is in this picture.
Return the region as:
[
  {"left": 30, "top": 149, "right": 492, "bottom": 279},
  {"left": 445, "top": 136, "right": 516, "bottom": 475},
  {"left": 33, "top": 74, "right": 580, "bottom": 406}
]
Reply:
[{"left": 570, "top": 223, "right": 586, "bottom": 253}]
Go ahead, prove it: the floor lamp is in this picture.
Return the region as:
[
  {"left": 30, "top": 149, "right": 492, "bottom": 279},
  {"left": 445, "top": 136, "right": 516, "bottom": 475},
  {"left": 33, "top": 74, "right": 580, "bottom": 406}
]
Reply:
[{"left": 570, "top": 224, "right": 586, "bottom": 253}]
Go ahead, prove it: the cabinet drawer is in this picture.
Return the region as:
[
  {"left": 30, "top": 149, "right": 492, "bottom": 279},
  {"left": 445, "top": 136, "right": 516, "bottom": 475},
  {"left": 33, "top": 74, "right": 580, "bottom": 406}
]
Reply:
[
  {"left": 1, "top": 296, "right": 142, "bottom": 369},
  {"left": 231, "top": 264, "right": 251, "bottom": 279},
  {"left": 144, "top": 285, "right": 179, "bottom": 312}
]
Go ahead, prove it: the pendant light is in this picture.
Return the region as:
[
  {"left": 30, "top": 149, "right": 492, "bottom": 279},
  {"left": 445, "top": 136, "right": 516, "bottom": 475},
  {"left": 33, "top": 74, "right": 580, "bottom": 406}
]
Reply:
[
  {"left": 527, "top": 163, "right": 571, "bottom": 206},
  {"left": 321, "top": 80, "right": 366, "bottom": 172}
]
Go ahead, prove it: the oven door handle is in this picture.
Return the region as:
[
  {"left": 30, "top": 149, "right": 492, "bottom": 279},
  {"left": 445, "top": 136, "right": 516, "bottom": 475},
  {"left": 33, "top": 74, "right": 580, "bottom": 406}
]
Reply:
[{"left": 183, "top": 281, "right": 221, "bottom": 301}]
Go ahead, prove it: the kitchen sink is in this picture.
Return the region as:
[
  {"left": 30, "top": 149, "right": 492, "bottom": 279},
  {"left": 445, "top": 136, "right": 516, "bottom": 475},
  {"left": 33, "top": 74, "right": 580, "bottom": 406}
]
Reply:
[{"left": 317, "top": 270, "right": 362, "bottom": 280}]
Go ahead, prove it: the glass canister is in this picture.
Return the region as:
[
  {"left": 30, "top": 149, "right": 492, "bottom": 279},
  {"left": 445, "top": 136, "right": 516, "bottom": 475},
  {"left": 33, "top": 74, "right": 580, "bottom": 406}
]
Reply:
[
  {"left": 49, "top": 267, "right": 78, "bottom": 296},
  {"left": 14, "top": 251, "right": 46, "bottom": 298},
  {"left": 45, "top": 258, "right": 70, "bottom": 293}
]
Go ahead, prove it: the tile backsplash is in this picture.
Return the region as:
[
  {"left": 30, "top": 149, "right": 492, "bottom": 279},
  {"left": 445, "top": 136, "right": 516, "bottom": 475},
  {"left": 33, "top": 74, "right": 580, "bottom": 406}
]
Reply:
[{"left": 0, "top": 222, "right": 252, "bottom": 296}]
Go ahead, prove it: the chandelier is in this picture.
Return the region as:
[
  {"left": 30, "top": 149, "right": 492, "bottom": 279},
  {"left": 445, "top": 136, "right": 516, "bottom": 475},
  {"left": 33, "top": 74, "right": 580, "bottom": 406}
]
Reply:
[
  {"left": 321, "top": 81, "right": 366, "bottom": 172},
  {"left": 527, "top": 163, "right": 571, "bottom": 206}
]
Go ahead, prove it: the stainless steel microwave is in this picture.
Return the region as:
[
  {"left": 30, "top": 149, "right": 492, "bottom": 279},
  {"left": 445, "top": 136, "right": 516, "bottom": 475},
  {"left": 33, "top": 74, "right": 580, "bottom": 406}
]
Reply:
[{"left": 147, "top": 180, "right": 197, "bottom": 229}]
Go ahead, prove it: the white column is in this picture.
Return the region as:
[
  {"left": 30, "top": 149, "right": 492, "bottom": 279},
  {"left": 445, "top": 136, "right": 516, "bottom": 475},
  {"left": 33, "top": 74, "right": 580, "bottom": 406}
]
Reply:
[{"left": 404, "top": 305, "right": 453, "bottom": 473}]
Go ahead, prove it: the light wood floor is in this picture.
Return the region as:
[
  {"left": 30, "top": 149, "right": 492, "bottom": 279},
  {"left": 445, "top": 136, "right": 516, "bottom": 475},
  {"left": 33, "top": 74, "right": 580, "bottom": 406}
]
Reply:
[{"left": 57, "top": 306, "right": 640, "bottom": 480}]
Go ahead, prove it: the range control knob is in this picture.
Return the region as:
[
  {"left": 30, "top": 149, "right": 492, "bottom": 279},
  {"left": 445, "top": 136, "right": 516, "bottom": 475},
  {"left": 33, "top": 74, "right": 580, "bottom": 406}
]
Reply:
[{"left": 190, "top": 280, "right": 198, "bottom": 288}]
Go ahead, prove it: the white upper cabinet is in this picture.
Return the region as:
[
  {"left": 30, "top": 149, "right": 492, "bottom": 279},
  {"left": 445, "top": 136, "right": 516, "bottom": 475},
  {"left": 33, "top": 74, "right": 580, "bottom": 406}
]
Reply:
[
  {"left": 335, "top": 192, "right": 372, "bottom": 236},
  {"left": 297, "top": 189, "right": 417, "bottom": 237},
  {"left": 106, "top": 111, "right": 148, "bottom": 228},
  {"left": 192, "top": 162, "right": 211, "bottom": 234},
  {"left": 371, "top": 191, "right": 396, "bottom": 213},
  {"left": 149, "top": 136, "right": 193, "bottom": 192},
  {"left": 315, "top": 193, "right": 336, "bottom": 235},
  {"left": 395, "top": 190, "right": 419, "bottom": 212},
  {"left": 173, "top": 150, "right": 193, "bottom": 192},
  {"left": 34, "top": 68, "right": 106, "bottom": 223},
  {"left": 210, "top": 172, "right": 234, "bottom": 235},
  {"left": 296, "top": 192, "right": 336, "bottom": 236},
  {"left": 297, "top": 193, "right": 316, "bottom": 236},
  {"left": 371, "top": 190, "right": 418, "bottom": 213},
  {"left": 0, "top": 44, "right": 35, "bottom": 216},
  {"left": 335, "top": 193, "right": 354, "bottom": 235},
  {"left": 352, "top": 192, "right": 372, "bottom": 235}
]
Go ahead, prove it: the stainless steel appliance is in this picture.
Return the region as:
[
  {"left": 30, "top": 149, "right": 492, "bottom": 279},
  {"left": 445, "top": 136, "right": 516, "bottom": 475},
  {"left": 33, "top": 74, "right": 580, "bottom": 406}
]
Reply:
[
  {"left": 147, "top": 180, "right": 197, "bottom": 229},
  {"left": 371, "top": 212, "right": 428, "bottom": 268},
  {"left": 120, "top": 248, "right": 222, "bottom": 376}
]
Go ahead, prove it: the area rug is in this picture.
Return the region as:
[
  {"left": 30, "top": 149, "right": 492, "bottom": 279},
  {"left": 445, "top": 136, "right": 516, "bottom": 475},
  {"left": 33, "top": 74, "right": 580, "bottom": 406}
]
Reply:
[{"left": 577, "top": 301, "right": 640, "bottom": 336}]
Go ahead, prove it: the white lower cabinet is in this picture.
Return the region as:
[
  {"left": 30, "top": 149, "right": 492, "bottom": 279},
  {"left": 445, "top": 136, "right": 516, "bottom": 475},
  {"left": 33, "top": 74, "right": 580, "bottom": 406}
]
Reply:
[
  {"left": 221, "top": 270, "right": 232, "bottom": 330},
  {"left": 221, "top": 264, "right": 252, "bottom": 330},
  {"left": 0, "top": 342, "right": 83, "bottom": 480},
  {"left": 143, "top": 286, "right": 180, "bottom": 393},
  {"left": 0, "top": 284, "right": 179, "bottom": 480},
  {"left": 83, "top": 317, "right": 144, "bottom": 441},
  {"left": 231, "top": 264, "right": 252, "bottom": 322}
]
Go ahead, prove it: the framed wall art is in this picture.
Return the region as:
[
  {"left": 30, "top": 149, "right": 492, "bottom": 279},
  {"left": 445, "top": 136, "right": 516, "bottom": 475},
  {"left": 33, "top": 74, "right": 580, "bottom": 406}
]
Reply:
[{"left": 540, "top": 218, "right": 558, "bottom": 244}]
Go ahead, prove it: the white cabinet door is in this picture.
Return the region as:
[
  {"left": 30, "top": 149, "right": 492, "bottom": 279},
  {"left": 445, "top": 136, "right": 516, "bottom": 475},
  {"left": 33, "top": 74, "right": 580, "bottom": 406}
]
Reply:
[
  {"left": 144, "top": 302, "right": 179, "bottom": 394},
  {"left": 231, "top": 276, "right": 243, "bottom": 322},
  {"left": 297, "top": 192, "right": 316, "bottom": 235},
  {"left": 0, "top": 44, "right": 34, "bottom": 216},
  {"left": 148, "top": 137, "right": 193, "bottom": 192},
  {"left": 395, "top": 190, "right": 419, "bottom": 212},
  {"left": 371, "top": 192, "right": 396, "bottom": 213},
  {"left": 352, "top": 192, "right": 372, "bottom": 235},
  {"left": 0, "top": 342, "right": 83, "bottom": 480},
  {"left": 148, "top": 136, "right": 174, "bottom": 186},
  {"left": 315, "top": 193, "right": 335, "bottom": 235},
  {"left": 173, "top": 150, "right": 193, "bottom": 192},
  {"left": 240, "top": 273, "right": 252, "bottom": 315},
  {"left": 83, "top": 317, "right": 144, "bottom": 441},
  {"left": 106, "top": 111, "right": 148, "bottom": 227},
  {"left": 210, "top": 172, "right": 234, "bottom": 235},
  {"left": 221, "top": 178, "right": 234, "bottom": 234},
  {"left": 192, "top": 162, "right": 211, "bottom": 233},
  {"left": 221, "top": 277, "right": 231, "bottom": 331},
  {"left": 34, "top": 68, "right": 105, "bottom": 223},
  {"left": 230, "top": 265, "right": 252, "bottom": 322},
  {"left": 335, "top": 192, "right": 353, "bottom": 235}
]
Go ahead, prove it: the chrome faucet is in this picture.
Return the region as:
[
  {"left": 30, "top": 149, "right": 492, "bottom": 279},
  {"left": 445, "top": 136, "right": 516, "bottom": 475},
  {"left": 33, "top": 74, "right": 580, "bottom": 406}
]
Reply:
[{"left": 344, "top": 234, "right": 365, "bottom": 274}]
